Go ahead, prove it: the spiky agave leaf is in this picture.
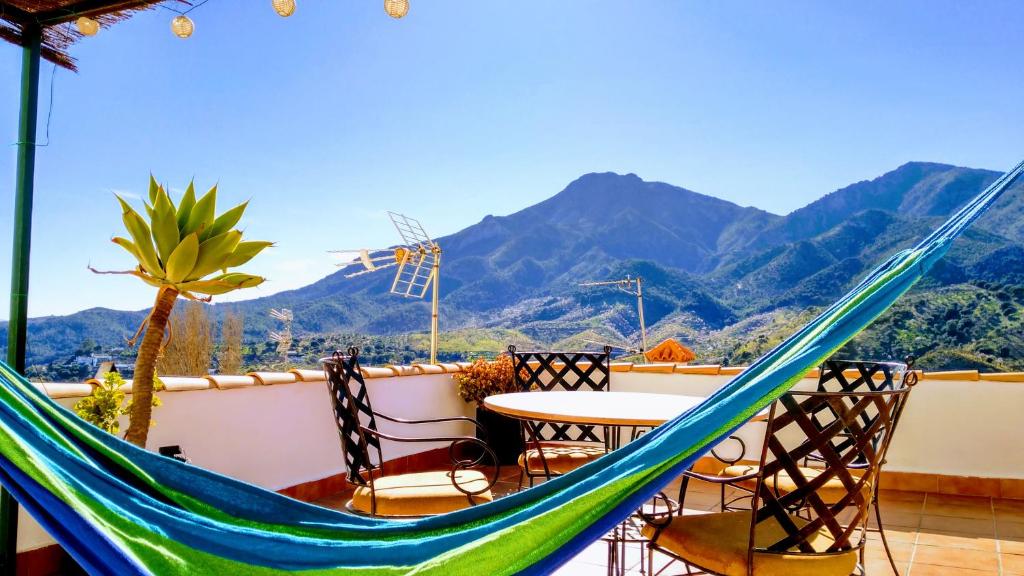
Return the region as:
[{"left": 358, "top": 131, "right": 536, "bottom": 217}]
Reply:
[
  {"left": 187, "top": 230, "right": 242, "bottom": 281},
  {"left": 151, "top": 186, "right": 180, "bottom": 264},
  {"left": 176, "top": 180, "right": 196, "bottom": 230},
  {"left": 224, "top": 241, "right": 274, "bottom": 269},
  {"left": 184, "top": 185, "right": 217, "bottom": 239},
  {"left": 116, "top": 196, "right": 164, "bottom": 279},
  {"left": 105, "top": 178, "right": 269, "bottom": 301}
]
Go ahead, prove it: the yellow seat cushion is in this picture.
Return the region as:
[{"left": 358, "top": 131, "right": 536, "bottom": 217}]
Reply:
[
  {"left": 351, "top": 470, "right": 492, "bottom": 517},
  {"left": 642, "top": 511, "right": 858, "bottom": 576},
  {"left": 720, "top": 464, "right": 868, "bottom": 505},
  {"left": 518, "top": 443, "right": 606, "bottom": 475}
]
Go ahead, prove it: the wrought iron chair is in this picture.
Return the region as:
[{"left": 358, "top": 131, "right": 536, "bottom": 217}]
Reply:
[
  {"left": 322, "top": 347, "right": 499, "bottom": 517},
  {"left": 508, "top": 345, "right": 613, "bottom": 488},
  {"left": 682, "top": 358, "right": 916, "bottom": 574},
  {"left": 644, "top": 382, "right": 909, "bottom": 576}
]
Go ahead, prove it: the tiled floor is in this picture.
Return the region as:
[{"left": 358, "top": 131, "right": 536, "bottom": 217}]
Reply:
[{"left": 314, "top": 470, "right": 1024, "bottom": 575}]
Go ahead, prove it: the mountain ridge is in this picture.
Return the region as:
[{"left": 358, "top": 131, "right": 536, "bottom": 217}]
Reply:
[{"left": 4, "top": 161, "right": 1023, "bottom": 372}]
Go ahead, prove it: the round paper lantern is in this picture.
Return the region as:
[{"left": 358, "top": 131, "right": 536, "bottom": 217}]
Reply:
[
  {"left": 75, "top": 16, "right": 100, "bottom": 36},
  {"left": 272, "top": 0, "right": 296, "bottom": 17},
  {"left": 171, "top": 15, "right": 194, "bottom": 38},
  {"left": 384, "top": 0, "right": 408, "bottom": 19}
]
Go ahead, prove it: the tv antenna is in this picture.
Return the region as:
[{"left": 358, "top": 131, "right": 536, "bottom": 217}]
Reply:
[
  {"left": 329, "top": 212, "right": 442, "bottom": 364},
  {"left": 268, "top": 308, "right": 293, "bottom": 360},
  {"left": 578, "top": 275, "right": 648, "bottom": 358}
]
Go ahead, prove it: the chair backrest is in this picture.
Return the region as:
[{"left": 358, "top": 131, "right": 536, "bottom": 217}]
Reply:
[
  {"left": 509, "top": 345, "right": 612, "bottom": 443},
  {"left": 747, "top": 385, "right": 908, "bottom": 564},
  {"left": 322, "top": 347, "right": 381, "bottom": 485},
  {"left": 815, "top": 357, "right": 918, "bottom": 463}
]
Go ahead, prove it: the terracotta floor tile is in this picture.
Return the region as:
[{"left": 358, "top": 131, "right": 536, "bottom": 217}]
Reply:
[
  {"left": 919, "top": 515, "right": 994, "bottom": 535},
  {"left": 863, "top": 558, "right": 908, "bottom": 576},
  {"left": 871, "top": 510, "right": 923, "bottom": 529},
  {"left": 927, "top": 493, "right": 993, "bottom": 507},
  {"left": 915, "top": 529, "right": 998, "bottom": 551},
  {"left": 863, "top": 540, "right": 913, "bottom": 563},
  {"left": 995, "top": 499, "right": 1024, "bottom": 514},
  {"left": 923, "top": 501, "right": 994, "bottom": 520},
  {"left": 1000, "top": 537, "right": 1024, "bottom": 555},
  {"left": 878, "top": 489, "right": 927, "bottom": 504},
  {"left": 998, "top": 520, "right": 1024, "bottom": 539},
  {"left": 907, "top": 563, "right": 995, "bottom": 575},
  {"left": 996, "top": 508, "right": 1024, "bottom": 523},
  {"left": 911, "top": 544, "right": 1000, "bottom": 572},
  {"left": 883, "top": 500, "right": 930, "bottom": 515},
  {"left": 1002, "top": 552, "right": 1024, "bottom": 575},
  {"left": 866, "top": 526, "right": 918, "bottom": 543}
]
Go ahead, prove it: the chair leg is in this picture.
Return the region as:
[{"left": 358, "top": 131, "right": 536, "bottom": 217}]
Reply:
[
  {"left": 874, "top": 496, "right": 901, "bottom": 575},
  {"left": 517, "top": 468, "right": 525, "bottom": 491}
]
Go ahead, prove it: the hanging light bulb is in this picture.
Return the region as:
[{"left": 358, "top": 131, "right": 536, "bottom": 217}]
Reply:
[
  {"left": 171, "top": 15, "right": 194, "bottom": 38},
  {"left": 76, "top": 16, "right": 100, "bottom": 36},
  {"left": 272, "top": 0, "right": 296, "bottom": 17},
  {"left": 384, "top": 0, "right": 408, "bottom": 19}
]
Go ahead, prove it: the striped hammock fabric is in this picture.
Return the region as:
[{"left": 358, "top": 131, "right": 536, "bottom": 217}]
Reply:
[{"left": 0, "top": 160, "right": 1021, "bottom": 575}]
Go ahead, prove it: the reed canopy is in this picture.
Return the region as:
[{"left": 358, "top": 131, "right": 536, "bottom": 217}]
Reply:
[{"left": 0, "top": 0, "right": 167, "bottom": 70}]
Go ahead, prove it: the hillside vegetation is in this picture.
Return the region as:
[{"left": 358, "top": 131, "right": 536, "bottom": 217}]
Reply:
[{"left": 6, "top": 161, "right": 1023, "bottom": 376}]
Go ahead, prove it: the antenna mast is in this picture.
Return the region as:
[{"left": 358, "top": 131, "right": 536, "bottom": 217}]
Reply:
[
  {"left": 329, "top": 212, "right": 443, "bottom": 364},
  {"left": 578, "top": 275, "right": 648, "bottom": 358}
]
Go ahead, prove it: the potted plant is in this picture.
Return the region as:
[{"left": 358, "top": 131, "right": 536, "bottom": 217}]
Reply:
[{"left": 453, "top": 354, "right": 523, "bottom": 464}]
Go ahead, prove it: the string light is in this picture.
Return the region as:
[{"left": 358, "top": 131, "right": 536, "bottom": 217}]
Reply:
[
  {"left": 171, "top": 15, "right": 194, "bottom": 38},
  {"left": 384, "top": 0, "right": 408, "bottom": 19},
  {"left": 272, "top": 0, "right": 296, "bottom": 17},
  {"left": 75, "top": 16, "right": 99, "bottom": 36}
]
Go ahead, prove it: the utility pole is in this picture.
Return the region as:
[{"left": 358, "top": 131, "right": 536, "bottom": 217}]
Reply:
[{"left": 578, "top": 275, "right": 648, "bottom": 360}]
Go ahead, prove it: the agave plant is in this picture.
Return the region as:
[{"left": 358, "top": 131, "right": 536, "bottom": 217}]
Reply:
[{"left": 98, "top": 177, "right": 271, "bottom": 446}]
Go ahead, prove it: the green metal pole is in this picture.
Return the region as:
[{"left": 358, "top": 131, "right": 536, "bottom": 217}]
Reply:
[{"left": 2, "top": 23, "right": 42, "bottom": 576}]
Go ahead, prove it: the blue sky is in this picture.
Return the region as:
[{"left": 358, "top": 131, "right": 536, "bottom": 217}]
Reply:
[{"left": 1, "top": 0, "right": 1022, "bottom": 319}]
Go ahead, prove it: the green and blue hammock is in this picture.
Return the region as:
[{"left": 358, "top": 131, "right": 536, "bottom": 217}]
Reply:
[{"left": 0, "top": 160, "right": 1021, "bottom": 575}]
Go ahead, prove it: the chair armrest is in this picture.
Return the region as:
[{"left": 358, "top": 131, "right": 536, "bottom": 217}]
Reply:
[
  {"left": 682, "top": 469, "right": 760, "bottom": 484},
  {"left": 638, "top": 491, "right": 676, "bottom": 529},
  {"left": 360, "top": 427, "right": 479, "bottom": 445},
  {"left": 372, "top": 412, "right": 489, "bottom": 440},
  {"left": 709, "top": 435, "right": 746, "bottom": 465},
  {"left": 359, "top": 428, "right": 500, "bottom": 496}
]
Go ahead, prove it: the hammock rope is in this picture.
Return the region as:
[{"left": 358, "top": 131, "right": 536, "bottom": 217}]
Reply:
[{"left": 0, "top": 159, "right": 1021, "bottom": 575}]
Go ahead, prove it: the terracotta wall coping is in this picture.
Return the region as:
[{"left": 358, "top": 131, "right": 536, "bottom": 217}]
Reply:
[
  {"left": 978, "top": 372, "right": 1024, "bottom": 382},
  {"left": 247, "top": 372, "right": 298, "bottom": 386},
  {"left": 289, "top": 369, "right": 325, "bottom": 382},
  {"left": 360, "top": 366, "right": 398, "bottom": 378},
  {"left": 33, "top": 362, "right": 1024, "bottom": 399},
  {"left": 412, "top": 364, "right": 446, "bottom": 375},
  {"left": 204, "top": 375, "right": 258, "bottom": 389},
  {"left": 924, "top": 370, "right": 980, "bottom": 381},
  {"left": 674, "top": 364, "right": 720, "bottom": 375},
  {"left": 387, "top": 365, "right": 420, "bottom": 377},
  {"left": 632, "top": 363, "right": 677, "bottom": 374}
]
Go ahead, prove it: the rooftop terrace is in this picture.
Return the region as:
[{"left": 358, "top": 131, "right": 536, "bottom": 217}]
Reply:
[{"left": 16, "top": 362, "right": 1024, "bottom": 574}]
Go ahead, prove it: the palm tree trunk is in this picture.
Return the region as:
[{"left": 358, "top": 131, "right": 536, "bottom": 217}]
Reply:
[{"left": 124, "top": 286, "right": 179, "bottom": 447}]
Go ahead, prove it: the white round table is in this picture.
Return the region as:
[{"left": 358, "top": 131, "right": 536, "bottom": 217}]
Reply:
[{"left": 482, "top": 391, "right": 706, "bottom": 427}]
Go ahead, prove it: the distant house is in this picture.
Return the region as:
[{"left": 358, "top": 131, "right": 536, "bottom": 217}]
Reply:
[{"left": 74, "top": 354, "right": 113, "bottom": 370}]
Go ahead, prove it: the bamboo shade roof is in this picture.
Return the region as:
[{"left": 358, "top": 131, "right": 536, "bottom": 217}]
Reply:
[{"left": 1, "top": 0, "right": 169, "bottom": 70}]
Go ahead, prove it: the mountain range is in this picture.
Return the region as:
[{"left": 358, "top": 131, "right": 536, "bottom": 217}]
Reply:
[{"left": 5, "top": 161, "right": 1024, "bottom": 371}]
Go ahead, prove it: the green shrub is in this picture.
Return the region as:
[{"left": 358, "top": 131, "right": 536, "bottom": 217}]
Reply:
[{"left": 74, "top": 371, "right": 164, "bottom": 435}]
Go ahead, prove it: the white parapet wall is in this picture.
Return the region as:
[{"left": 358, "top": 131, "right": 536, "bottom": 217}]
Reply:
[{"left": 16, "top": 364, "right": 1024, "bottom": 553}]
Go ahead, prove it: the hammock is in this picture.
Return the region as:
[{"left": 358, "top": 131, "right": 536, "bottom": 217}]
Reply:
[{"left": 0, "top": 160, "right": 1021, "bottom": 575}]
